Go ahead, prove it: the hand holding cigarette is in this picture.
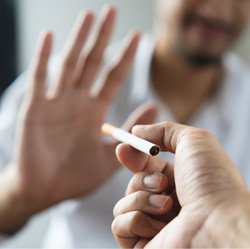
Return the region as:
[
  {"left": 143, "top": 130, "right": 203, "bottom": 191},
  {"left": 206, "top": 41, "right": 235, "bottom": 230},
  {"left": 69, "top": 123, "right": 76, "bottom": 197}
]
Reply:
[
  {"left": 112, "top": 122, "right": 250, "bottom": 248},
  {"left": 101, "top": 123, "right": 161, "bottom": 156}
]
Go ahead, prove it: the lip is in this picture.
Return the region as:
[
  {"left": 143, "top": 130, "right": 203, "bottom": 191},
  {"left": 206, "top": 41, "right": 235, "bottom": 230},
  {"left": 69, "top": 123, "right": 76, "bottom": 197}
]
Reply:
[{"left": 190, "top": 20, "right": 232, "bottom": 43}]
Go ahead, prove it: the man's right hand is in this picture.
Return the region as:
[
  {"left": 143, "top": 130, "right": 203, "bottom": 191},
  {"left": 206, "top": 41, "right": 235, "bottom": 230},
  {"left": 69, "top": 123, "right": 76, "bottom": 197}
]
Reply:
[
  {"left": 112, "top": 122, "right": 250, "bottom": 248},
  {"left": 0, "top": 6, "right": 158, "bottom": 233}
]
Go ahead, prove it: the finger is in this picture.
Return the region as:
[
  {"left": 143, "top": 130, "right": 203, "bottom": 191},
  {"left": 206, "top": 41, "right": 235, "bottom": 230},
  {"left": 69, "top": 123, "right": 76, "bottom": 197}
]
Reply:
[
  {"left": 113, "top": 191, "right": 173, "bottom": 217},
  {"left": 125, "top": 172, "right": 168, "bottom": 196},
  {"left": 116, "top": 143, "right": 166, "bottom": 172},
  {"left": 29, "top": 31, "right": 53, "bottom": 100},
  {"left": 79, "top": 5, "right": 117, "bottom": 88},
  {"left": 93, "top": 31, "right": 140, "bottom": 104},
  {"left": 132, "top": 122, "right": 192, "bottom": 153},
  {"left": 134, "top": 239, "right": 150, "bottom": 248},
  {"left": 116, "top": 144, "right": 175, "bottom": 190},
  {"left": 53, "top": 11, "right": 94, "bottom": 93},
  {"left": 112, "top": 211, "right": 166, "bottom": 249}
]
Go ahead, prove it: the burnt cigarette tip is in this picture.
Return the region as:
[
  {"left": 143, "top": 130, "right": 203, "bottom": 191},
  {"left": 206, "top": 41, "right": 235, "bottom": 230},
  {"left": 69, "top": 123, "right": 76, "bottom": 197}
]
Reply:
[{"left": 149, "top": 145, "right": 161, "bottom": 156}]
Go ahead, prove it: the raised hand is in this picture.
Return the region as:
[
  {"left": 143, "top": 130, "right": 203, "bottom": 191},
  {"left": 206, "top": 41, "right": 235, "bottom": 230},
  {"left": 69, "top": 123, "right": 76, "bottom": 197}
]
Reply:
[{"left": 1, "top": 6, "right": 158, "bottom": 221}]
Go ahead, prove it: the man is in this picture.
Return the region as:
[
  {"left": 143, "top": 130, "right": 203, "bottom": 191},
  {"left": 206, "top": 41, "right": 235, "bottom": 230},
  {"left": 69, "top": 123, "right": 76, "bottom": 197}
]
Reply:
[
  {"left": 0, "top": 0, "right": 250, "bottom": 247},
  {"left": 112, "top": 122, "right": 250, "bottom": 248}
]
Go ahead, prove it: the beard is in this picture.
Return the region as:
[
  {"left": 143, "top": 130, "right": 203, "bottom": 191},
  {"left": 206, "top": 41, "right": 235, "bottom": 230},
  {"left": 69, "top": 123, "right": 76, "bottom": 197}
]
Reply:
[
  {"left": 175, "top": 13, "right": 236, "bottom": 68},
  {"left": 176, "top": 41, "right": 222, "bottom": 68}
]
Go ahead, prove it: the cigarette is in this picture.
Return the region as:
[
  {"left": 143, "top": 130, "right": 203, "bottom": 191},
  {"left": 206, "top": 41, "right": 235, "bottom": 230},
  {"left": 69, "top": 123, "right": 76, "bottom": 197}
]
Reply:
[{"left": 101, "top": 123, "right": 161, "bottom": 156}]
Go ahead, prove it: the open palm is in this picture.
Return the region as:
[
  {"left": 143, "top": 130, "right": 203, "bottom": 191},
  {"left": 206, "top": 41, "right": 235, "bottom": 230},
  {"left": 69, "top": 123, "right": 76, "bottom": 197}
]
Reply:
[{"left": 14, "top": 7, "right": 156, "bottom": 210}]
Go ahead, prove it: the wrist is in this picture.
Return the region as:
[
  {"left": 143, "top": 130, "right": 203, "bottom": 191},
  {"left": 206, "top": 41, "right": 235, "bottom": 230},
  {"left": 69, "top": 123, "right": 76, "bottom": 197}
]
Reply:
[{"left": 0, "top": 165, "right": 47, "bottom": 234}]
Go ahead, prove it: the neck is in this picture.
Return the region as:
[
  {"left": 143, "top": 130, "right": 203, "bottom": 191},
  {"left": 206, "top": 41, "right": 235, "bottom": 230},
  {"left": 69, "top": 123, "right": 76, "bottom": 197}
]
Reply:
[{"left": 151, "top": 33, "right": 223, "bottom": 123}]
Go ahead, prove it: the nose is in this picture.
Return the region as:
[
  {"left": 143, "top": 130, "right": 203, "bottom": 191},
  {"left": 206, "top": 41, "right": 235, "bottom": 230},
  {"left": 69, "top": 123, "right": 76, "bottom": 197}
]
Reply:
[{"left": 199, "top": 0, "right": 236, "bottom": 22}]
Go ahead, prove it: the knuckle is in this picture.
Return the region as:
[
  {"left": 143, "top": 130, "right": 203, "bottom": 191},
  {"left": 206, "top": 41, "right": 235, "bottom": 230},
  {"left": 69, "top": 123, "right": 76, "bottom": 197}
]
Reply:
[
  {"left": 193, "top": 128, "right": 213, "bottom": 139},
  {"left": 131, "top": 191, "right": 150, "bottom": 207},
  {"left": 33, "top": 69, "right": 45, "bottom": 81},
  {"left": 181, "top": 127, "right": 215, "bottom": 148},
  {"left": 106, "top": 67, "right": 123, "bottom": 82},
  {"left": 161, "top": 121, "right": 176, "bottom": 129},
  {"left": 130, "top": 211, "right": 143, "bottom": 227},
  {"left": 62, "top": 56, "right": 74, "bottom": 70},
  {"left": 86, "top": 52, "right": 101, "bottom": 67},
  {"left": 126, "top": 173, "right": 145, "bottom": 195},
  {"left": 187, "top": 128, "right": 213, "bottom": 140},
  {"left": 111, "top": 217, "right": 121, "bottom": 235},
  {"left": 113, "top": 200, "right": 121, "bottom": 217}
]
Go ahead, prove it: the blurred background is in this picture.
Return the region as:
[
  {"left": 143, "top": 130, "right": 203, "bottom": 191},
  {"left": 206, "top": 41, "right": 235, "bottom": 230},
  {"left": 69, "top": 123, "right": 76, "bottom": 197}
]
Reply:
[{"left": 0, "top": 0, "right": 250, "bottom": 247}]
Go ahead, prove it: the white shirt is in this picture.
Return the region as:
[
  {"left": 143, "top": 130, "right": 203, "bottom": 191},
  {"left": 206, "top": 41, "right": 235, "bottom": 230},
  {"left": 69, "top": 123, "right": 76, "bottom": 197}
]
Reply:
[{"left": 1, "top": 34, "right": 250, "bottom": 248}]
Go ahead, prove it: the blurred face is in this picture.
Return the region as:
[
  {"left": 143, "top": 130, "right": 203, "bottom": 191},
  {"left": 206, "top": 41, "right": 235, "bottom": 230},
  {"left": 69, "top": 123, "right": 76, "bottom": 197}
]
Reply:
[{"left": 156, "top": 0, "right": 250, "bottom": 66}]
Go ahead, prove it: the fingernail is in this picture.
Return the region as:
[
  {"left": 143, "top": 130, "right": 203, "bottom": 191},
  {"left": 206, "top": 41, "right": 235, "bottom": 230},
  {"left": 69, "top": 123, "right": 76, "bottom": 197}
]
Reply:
[
  {"left": 143, "top": 173, "right": 162, "bottom": 189},
  {"left": 149, "top": 195, "right": 169, "bottom": 209}
]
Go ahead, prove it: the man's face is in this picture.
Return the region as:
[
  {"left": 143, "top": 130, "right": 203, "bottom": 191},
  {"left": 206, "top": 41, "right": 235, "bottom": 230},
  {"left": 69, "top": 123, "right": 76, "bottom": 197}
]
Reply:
[{"left": 156, "top": 0, "right": 250, "bottom": 65}]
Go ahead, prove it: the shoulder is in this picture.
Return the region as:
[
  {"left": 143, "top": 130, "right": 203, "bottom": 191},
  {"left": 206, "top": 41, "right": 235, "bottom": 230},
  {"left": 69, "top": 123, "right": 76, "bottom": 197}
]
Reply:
[
  {"left": 222, "top": 52, "right": 250, "bottom": 105},
  {"left": 223, "top": 53, "right": 250, "bottom": 82},
  {"left": 222, "top": 53, "right": 250, "bottom": 109}
]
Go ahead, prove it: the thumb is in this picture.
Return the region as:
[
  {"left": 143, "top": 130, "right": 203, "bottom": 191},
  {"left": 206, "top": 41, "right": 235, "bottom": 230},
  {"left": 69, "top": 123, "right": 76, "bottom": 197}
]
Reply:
[
  {"left": 132, "top": 122, "right": 248, "bottom": 193},
  {"left": 131, "top": 122, "right": 189, "bottom": 153}
]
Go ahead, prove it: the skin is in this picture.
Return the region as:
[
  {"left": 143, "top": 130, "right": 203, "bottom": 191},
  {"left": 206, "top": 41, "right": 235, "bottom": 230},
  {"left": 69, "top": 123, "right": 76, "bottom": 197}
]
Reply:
[
  {"left": 0, "top": 0, "right": 249, "bottom": 235},
  {"left": 112, "top": 122, "right": 250, "bottom": 248},
  {"left": 0, "top": 6, "right": 158, "bottom": 233}
]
